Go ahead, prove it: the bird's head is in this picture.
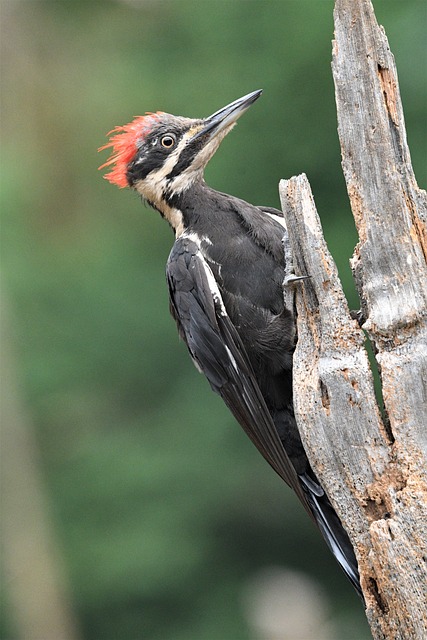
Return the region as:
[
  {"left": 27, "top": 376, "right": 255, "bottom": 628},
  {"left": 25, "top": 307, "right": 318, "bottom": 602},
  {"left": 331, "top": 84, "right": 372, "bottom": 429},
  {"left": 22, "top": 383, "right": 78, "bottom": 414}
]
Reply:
[{"left": 99, "top": 90, "right": 262, "bottom": 214}]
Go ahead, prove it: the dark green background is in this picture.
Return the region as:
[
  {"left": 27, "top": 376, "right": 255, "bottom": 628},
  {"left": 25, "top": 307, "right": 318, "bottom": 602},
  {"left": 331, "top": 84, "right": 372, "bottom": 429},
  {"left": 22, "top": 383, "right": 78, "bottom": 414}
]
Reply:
[{"left": 1, "top": 1, "right": 425, "bottom": 638}]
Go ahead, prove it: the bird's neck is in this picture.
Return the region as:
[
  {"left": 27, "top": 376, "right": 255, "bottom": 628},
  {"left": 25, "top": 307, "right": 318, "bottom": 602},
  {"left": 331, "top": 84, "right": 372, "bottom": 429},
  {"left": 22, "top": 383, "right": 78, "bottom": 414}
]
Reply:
[
  {"left": 150, "top": 179, "right": 211, "bottom": 238},
  {"left": 150, "top": 197, "right": 186, "bottom": 237}
]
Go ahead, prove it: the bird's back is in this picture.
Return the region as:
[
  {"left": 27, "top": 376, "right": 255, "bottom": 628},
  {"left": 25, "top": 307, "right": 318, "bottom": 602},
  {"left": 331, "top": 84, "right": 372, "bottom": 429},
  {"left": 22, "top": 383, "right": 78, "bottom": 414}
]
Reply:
[
  {"left": 167, "top": 185, "right": 362, "bottom": 597},
  {"left": 172, "top": 185, "right": 307, "bottom": 470}
]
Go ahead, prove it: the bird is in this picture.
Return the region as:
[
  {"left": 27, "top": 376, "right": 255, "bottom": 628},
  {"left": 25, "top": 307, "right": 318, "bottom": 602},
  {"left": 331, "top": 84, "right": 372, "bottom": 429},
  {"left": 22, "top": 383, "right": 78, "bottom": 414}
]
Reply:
[{"left": 99, "top": 89, "right": 362, "bottom": 597}]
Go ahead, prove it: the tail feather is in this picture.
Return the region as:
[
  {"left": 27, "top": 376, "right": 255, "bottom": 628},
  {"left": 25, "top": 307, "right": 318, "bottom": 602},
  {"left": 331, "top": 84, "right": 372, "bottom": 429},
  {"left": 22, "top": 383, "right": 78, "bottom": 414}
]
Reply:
[{"left": 300, "top": 473, "right": 363, "bottom": 599}]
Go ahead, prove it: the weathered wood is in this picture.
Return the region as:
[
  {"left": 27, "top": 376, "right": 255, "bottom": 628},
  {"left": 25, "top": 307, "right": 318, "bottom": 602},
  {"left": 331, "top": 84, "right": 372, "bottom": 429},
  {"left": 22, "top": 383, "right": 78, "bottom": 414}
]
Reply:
[
  {"left": 280, "top": 0, "right": 427, "bottom": 637},
  {"left": 332, "top": 0, "right": 427, "bottom": 637},
  {"left": 279, "top": 174, "right": 390, "bottom": 599}
]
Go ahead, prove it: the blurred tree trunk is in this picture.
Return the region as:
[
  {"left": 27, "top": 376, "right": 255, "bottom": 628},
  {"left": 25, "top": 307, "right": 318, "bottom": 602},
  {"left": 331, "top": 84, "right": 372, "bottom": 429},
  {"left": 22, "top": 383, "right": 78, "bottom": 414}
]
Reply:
[
  {"left": 279, "top": 0, "right": 427, "bottom": 638},
  {"left": 1, "top": 294, "right": 80, "bottom": 640}
]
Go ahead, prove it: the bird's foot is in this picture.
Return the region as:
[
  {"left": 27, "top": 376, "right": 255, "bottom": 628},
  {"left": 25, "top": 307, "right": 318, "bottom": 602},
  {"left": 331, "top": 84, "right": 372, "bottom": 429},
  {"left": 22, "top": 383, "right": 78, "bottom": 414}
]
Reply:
[
  {"left": 350, "top": 308, "right": 366, "bottom": 327},
  {"left": 282, "top": 232, "right": 310, "bottom": 288},
  {"left": 283, "top": 273, "right": 311, "bottom": 287}
]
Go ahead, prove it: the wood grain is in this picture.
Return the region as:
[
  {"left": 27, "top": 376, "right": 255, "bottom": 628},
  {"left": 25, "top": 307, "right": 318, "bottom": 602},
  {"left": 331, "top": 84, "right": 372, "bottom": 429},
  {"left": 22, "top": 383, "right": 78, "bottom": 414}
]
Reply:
[{"left": 279, "top": 0, "right": 427, "bottom": 636}]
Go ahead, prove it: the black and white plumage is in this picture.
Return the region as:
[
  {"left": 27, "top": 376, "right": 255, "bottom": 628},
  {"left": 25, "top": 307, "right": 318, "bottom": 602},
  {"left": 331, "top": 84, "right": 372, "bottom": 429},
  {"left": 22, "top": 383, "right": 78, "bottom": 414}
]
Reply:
[{"left": 99, "top": 90, "right": 362, "bottom": 597}]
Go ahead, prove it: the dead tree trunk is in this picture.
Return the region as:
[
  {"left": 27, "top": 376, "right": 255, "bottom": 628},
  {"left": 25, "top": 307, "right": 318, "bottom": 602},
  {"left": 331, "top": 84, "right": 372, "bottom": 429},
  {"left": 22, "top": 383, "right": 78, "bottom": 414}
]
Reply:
[{"left": 279, "top": 1, "right": 427, "bottom": 638}]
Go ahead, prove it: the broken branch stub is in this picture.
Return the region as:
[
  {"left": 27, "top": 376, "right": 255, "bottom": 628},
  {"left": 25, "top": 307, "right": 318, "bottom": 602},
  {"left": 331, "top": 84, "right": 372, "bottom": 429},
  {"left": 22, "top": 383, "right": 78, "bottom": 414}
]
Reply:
[{"left": 279, "top": 174, "right": 390, "bottom": 563}]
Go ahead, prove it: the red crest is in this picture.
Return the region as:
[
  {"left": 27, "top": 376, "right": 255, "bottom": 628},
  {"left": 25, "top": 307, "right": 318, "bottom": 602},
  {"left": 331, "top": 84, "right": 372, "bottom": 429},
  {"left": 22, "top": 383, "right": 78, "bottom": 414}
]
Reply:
[{"left": 98, "top": 113, "right": 162, "bottom": 188}]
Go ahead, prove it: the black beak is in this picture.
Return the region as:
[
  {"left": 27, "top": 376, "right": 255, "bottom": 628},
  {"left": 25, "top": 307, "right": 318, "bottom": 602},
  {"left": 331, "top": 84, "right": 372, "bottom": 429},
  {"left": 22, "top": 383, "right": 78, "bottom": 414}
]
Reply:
[{"left": 194, "top": 90, "right": 263, "bottom": 141}]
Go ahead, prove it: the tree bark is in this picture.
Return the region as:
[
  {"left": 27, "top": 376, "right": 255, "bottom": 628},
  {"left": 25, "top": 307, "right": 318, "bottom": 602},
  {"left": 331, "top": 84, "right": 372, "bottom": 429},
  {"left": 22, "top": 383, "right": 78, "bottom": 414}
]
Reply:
[{"left": 279, "top": 1, "right": 427, "bottom": 638}]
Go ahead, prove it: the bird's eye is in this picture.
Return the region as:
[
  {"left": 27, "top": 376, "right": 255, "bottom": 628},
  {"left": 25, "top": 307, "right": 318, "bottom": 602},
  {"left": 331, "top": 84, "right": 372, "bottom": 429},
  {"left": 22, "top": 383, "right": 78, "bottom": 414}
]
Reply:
[{"left": 161, "top": 135, "right": 176, "bottom": 149}]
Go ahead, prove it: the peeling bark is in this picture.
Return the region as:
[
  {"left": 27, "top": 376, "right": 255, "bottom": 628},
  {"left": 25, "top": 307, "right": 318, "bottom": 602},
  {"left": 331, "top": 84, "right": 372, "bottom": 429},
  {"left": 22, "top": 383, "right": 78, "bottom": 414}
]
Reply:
[{"left": 279, "top": 1, "right": 427, "bottom": 637}]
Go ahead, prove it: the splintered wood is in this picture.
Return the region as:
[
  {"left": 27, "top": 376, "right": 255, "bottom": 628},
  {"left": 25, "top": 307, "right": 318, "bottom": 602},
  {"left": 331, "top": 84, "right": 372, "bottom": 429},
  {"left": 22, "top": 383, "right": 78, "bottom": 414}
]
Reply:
[{"left": 280, "top": 0, "right": 427, "bottom": 637}]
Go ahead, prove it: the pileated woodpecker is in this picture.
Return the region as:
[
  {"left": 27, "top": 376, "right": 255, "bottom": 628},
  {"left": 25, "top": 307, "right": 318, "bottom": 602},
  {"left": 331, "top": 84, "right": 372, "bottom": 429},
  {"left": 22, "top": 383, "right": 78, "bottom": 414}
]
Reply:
[{"left": 99, "top": 90, "right": 361, "bottom": 597}]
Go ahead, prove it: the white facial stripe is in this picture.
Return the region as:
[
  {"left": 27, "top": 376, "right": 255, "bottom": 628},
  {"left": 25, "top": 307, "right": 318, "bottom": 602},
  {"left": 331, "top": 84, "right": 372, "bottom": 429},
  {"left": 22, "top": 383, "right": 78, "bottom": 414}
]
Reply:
[
  {"left": 133, "top": 130, "right": 200, "bottom": 235},
  {"left": 168, "top": 125, "right": 233, "bottom": 195},
  {"left": 134, "top": 124, "right": 232, "bottom": 214},
  {"left": 136, "top": 131, "right": 194, "bottom": 203}
]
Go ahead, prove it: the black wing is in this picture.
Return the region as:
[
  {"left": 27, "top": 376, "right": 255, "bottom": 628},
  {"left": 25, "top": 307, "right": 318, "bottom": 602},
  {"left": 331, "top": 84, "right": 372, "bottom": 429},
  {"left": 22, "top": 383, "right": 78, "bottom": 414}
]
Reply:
[{"left": 166, "top": 235, "right": 311, "bottom": 513}]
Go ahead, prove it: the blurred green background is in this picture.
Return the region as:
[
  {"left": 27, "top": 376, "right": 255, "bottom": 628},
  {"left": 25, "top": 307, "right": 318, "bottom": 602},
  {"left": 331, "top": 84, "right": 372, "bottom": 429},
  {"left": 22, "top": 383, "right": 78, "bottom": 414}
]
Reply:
[{"left": 1, "top": 1, "right": 425, "bottom": 639}]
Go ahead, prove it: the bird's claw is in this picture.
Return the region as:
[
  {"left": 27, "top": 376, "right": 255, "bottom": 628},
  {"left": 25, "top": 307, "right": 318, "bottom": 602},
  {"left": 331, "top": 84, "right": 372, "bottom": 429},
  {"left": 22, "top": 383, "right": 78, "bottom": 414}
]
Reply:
[
  {"left": 282, "top": 232, "right": 310, "bottom": 288},
  {"left": 283, "top": 274, "right": 311, "bottom": 287},
  {"left": 350, "top": 308, "right": 366, "bottom": 327}
]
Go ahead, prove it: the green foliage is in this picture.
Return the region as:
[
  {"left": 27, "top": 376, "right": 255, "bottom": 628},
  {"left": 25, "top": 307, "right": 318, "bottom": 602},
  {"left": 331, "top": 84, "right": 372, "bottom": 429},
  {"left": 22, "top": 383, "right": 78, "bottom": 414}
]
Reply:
[{"left": 1, "top": 1, "right": 425, "bottom": 638}]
